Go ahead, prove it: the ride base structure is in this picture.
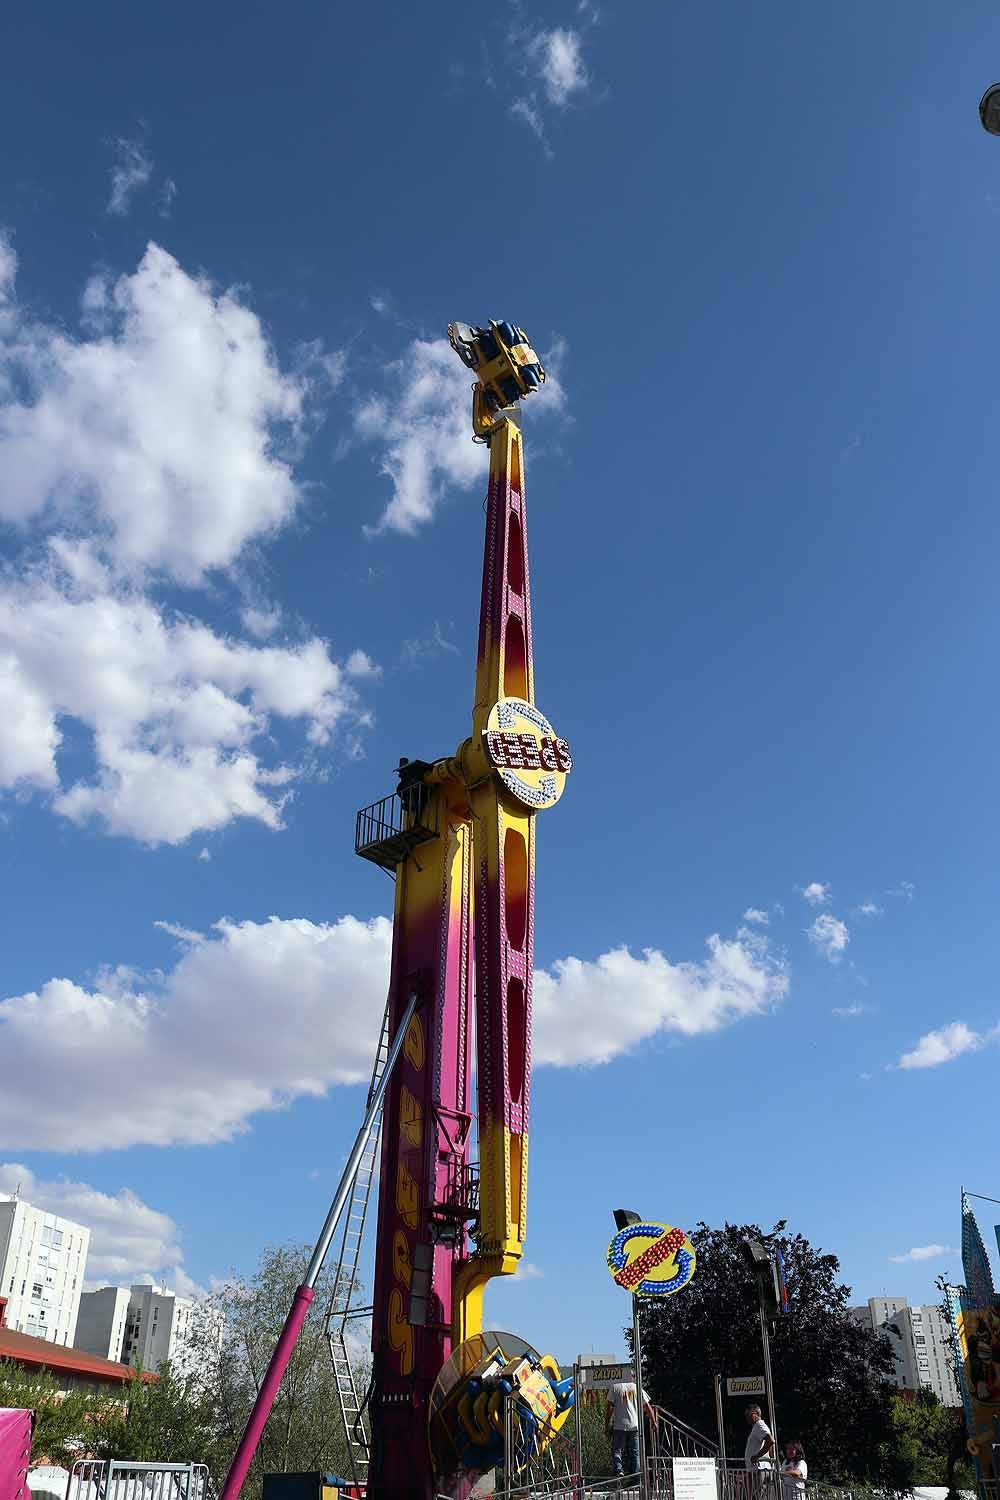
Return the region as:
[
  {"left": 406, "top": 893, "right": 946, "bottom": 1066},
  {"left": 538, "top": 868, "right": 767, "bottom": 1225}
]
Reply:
[{"left": 219, "top": 321, "right": 574, "bottom": 1500}]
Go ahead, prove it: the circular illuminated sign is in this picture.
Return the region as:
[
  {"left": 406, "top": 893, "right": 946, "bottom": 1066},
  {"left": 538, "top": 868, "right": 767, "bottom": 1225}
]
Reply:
[
  {"left": 483, "top": 697, "right": 572, "bottom": 810},
  {"left": 606, "top": 1221, "right": 696, "bottom": 1298}
]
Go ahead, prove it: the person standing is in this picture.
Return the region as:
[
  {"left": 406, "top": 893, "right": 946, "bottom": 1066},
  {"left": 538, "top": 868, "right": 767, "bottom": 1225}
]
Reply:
[
  {"left": 781, "top": 1440, "right": 807, "bottom": 1500},
  {"left": 605, "top": 1379, "right": 640, "bottom": 1479},
  {"left": 745, "top": 1404, "right": 775, "bottom": 1500}
]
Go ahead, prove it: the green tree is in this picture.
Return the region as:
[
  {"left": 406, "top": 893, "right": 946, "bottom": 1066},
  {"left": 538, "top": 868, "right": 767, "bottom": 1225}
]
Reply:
[
  {"left": 556, "top": 1399, "right": 613, "bottom": 1480},
  {"left": 0, "top": 1360, "right": 103, "bottom": 1467},
  {"left": 636, "top": 1222, "right": 902, "bottom": 1486},
  {"left": 887, "top": 1388, "right": 973, "bottom": 1491},
  {"left": 89, "top": 1363, "right": 221, "bottom": 1469}
]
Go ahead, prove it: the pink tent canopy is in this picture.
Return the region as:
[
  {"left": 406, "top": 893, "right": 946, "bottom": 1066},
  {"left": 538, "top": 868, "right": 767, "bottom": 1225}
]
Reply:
[{"left": 0, "top": 1407, "right": 34, "bottom": 1499}]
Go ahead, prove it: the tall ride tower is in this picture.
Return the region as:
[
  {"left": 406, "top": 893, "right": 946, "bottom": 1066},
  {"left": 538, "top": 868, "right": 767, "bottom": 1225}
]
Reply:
[{"left": 355, "top": 322, "right": 572, "bottom": 1499}]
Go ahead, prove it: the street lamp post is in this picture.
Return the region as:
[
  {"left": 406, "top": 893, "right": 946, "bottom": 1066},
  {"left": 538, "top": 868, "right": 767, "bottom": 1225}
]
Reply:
[{"left": 741, "top": 1240, "right": 780, "bottom": 1460}]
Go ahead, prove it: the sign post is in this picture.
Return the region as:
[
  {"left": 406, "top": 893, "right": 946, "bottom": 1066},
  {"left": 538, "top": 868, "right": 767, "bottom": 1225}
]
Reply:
[
  {"left": 607, "top": 1215, "right": 698, "bottom": 1500},
  {"left": 713, "top": 1375, "right": 727, "bottom": 1468}
]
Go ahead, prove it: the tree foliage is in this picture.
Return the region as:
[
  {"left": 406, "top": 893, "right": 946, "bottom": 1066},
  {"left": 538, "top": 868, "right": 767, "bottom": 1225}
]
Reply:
[
  {"left": 89, "top": 1363, "right": 221, "bottom": 1468},
  {"left": 0, "top": 1361, "right": 94, "bottom": 1467},
  {"left": 556, "top": 1399, "right": 613, "bottom": 1480},
  {"left": 887, "top": 1388, "right": 973, "bottom": 1492},
  {"left": 636, "top": 1222, "right": 904, "bottom": 1486}
]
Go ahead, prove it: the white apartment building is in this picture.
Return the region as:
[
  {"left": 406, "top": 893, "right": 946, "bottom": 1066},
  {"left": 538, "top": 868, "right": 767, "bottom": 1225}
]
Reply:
[
  {"left": 908, "top": 1303, "right": 961, "bottom": 1407},
  {"left": 120, "top": 1284, "right": 223, "bottom": 1375},
  {"left": 0, "top": 1193, "right": 90, "bottom": 1347},
  {"left": 852, "top": 1296, "right": 920, "bottom": 1389},
  {"left": 851, "top": 1295, "right": 961, "bottom": 1406},
  {"left": 74, "top": 1285, "right": 131, "bottom": 1362}
]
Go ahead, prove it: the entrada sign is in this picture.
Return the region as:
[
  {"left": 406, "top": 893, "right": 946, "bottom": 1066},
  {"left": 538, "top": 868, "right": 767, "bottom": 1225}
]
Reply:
[{"left": 726, "top": 1376, "right": 766, "bottom": 1397}]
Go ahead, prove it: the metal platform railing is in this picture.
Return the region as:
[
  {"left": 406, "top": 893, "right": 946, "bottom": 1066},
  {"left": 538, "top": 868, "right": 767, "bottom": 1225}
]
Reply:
[
  {"left": 355, "top": 782, "right": 438, "bottom": 870},
  {"left": 491, "top": 1466, "right": 867, "bottom": 1500}
]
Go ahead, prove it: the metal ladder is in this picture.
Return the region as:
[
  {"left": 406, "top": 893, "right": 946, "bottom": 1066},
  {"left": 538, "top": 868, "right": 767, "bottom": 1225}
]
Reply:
[{"left": 325, "top": 992, "right": 392, "bottom": 1486}]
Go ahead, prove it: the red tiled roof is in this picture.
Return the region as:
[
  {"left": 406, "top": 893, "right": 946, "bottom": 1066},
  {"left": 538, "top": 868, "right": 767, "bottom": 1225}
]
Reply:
[{"left": 0, "top": 1327, "right": 157, "bottom": 1384}]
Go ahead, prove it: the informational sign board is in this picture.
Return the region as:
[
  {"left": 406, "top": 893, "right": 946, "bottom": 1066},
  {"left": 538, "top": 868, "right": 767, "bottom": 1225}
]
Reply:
[
  {"left": 672, "top": 1456, "right": 718, "bottom": 1500},
  {"left": 726, "top": 1376, "right": 766, "bottom": 1397},
  {"left": 576, "top": 1361, "right": 634, "bottom": 1390}
]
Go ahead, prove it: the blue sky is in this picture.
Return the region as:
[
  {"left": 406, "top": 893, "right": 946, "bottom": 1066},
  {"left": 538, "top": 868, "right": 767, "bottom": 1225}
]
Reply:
[{"left": 1, "top": 0, "right": 999, "bottom": 1364}]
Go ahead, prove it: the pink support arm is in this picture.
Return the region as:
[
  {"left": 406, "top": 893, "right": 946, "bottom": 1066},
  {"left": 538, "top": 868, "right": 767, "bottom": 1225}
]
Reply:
[{"left": 219, "top": 1284, "right": 315, "bottom": 1500}]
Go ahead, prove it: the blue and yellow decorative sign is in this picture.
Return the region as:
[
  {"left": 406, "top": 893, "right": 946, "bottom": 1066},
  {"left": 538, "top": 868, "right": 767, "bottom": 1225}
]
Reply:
[{"left": 606, "top": 1221, "right": 696, "bottom": 1298}]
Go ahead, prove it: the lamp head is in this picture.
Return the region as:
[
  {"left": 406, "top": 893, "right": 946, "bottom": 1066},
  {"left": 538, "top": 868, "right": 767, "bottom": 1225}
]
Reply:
[
  {"left": 613, "top": 1209, "right": 643, "bottom": 1231},
  {"left": 981, "top": 84, "right": 1000, "bottom": 136}
]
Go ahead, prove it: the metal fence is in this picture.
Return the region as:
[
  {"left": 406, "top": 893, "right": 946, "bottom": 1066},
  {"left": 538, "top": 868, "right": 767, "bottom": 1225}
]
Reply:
[
  {"left": 65, "top": 1460, "right": 215, "bottom": 1500},
  {"left": 488, "top": 1460, "right": 868, "bottom": 1500}
]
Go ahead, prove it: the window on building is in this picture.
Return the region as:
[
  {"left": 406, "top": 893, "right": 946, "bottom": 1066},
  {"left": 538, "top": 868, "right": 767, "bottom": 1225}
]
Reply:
[{"left": 31, "top": 1284, "right": 42, "bottom": 1300}]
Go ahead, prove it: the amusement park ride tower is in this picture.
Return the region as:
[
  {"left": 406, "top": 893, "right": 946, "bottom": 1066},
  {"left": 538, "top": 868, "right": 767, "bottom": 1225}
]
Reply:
[{"left": 355, "top": 321, "right": 573, "bottom": 1499}]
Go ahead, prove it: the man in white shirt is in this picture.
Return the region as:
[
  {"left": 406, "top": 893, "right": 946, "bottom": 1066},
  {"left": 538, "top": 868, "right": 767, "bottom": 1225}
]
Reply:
[
  {"left": 604, "top": 1380, "right": 640, "bottom": 1479},
  {"left": 745, "top": 1404, "right": 775, "bottom": 1484}
]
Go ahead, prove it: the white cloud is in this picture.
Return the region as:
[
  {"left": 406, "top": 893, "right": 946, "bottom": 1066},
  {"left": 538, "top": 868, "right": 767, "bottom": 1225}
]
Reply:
[
  {"left": 807, "top": 913, "right": 849, "bottom": 962},
  {"left": 853, "top": 901, "right": 883, "bottom": 918},
  {"left": 0, "top": 1163, "right": 186, "bottom": 1286},
  {"left": 0, "top": 242, "right": 340, "bottom": 583},
  {"left": 345, "top": 648, "right": 381, "bottom": 679},
  {"left": 107, "top": 138, "right": 153, "bottom": 216},
  {"left": 0, "top": 233, "right": 16, "bottom": 308},
  {"left": 357, "top": 336, "right": 565, "bottom": 535},
  {"left": 832, "top": 1003, "right": 866, "bottom": 1017},
  {"left": 0, "top": 914, "right": 394, "bottom": 1150},
  {"left": 514, "top": 1261, "right": 544, "bottom": 1280},
  {"left": 886, "top": 880, "right": 916, "bottom": 901},
  {"left": 802, "top": 882, "right": 830, "bottom": 907},
  {"left": 896, "top": 1021, "right": 987, "bottom": 1071},
  {"left": 0, "top": 569, "right": 367, "bottom": 843},
  {"left": 531, "top": 28, "right": 588, "bottom": 106},
  {"left": 0, "top": 916, "right": 787, "bottom": 1151},
  {"left": 533, "top": 930, "right": 788, "bottom": 1067},
  {"left": 158, "top": 178, "right": 178, "bottom": 218},
  {"left": 198, "top": 848, "right": 211, "bottom": 862},
  {"left": 510, "top": 98, "right": 553, "bottom": 157},
  {"left": 742, "top": 908, "right": 769, "bottom": 926},
  {"left": 889, "top": 1244, "right": 957, "bottom": 1263},
  {"left": 401, "top": 620, "right": 460, "bottom": 668}
]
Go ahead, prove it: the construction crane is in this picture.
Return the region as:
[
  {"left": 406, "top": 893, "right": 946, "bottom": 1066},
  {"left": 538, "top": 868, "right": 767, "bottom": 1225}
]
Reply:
[
  {"left": 355, "top": 319, "right": 572, "bottom": 1499},
  {"left": 218, "top": 318, "right": 570, "bottom": 1500}
]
